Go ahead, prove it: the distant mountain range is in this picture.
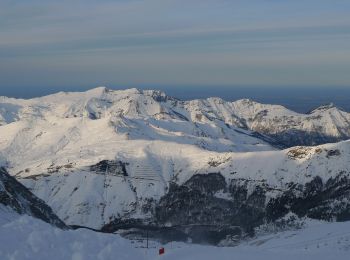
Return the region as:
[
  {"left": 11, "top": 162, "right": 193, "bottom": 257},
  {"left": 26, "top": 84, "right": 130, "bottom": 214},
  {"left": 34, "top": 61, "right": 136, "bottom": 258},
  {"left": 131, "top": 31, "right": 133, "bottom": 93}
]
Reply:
[{"left": 1, "top": 87, "right": 350, "bottom": 148}]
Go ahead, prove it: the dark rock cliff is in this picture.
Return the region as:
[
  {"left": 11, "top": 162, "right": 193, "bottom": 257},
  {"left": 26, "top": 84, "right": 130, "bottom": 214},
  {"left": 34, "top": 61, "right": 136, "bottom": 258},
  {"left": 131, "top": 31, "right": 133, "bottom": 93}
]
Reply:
[
  {"left": 102, "top": 171, "right": 350, "bottom": 245},
  {"left": 0, "top": 167, "right": 67, "bottom": 229}
]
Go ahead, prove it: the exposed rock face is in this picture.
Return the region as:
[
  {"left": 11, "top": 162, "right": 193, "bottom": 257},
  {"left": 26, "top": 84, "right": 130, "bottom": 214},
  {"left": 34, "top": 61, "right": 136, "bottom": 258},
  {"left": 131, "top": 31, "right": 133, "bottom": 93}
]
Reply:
[
  {"left": 267, "top": 173, "right": 350, "bottom": 222},
  {"left": 0, "top": 167, "right": 67, "bottom": 229},
  {"left": 100, "top": 169, "right": 350, "bottom": 245},
  {"left": 153, "top": 173, "right": 262, "bottom": 241},
  {"left": 269, "top": 130, "right": 344, "bottom": 148},
  {"left": 90, "top": 160, "right": 128, "bottom": 176},
  {"left": 155, "top": 173, "right": 262, "bottom": 231}
]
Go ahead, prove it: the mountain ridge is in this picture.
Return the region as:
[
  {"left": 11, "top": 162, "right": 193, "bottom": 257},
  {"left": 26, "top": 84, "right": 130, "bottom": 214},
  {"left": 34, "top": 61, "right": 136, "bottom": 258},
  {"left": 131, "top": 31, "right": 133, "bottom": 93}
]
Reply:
[{"left": 1, "top": 86, "right": 348, "bottom": 120}]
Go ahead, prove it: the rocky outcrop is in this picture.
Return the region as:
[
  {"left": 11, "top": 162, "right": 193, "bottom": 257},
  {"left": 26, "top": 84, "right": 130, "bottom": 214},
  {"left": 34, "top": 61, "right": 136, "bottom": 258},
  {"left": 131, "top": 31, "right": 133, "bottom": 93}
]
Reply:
[
  {"left": 100, "top": 170, "right": 350, "bottom": 245},
  {"left": 0, "top": 167, "right": 67, "bottom": 229},
  {"left": 90, "top": 160, "right": 128, "bottom": 176},
  {"left": 267, "top": 172, "right": 350, "bottom": 222}
]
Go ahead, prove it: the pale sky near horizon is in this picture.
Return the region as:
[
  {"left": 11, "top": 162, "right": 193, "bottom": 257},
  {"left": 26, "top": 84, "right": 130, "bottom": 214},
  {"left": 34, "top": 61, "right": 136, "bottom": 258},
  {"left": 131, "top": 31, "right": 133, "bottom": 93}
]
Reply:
[{"left": 1, "top": 0, "right": 350, "bottom": 96}]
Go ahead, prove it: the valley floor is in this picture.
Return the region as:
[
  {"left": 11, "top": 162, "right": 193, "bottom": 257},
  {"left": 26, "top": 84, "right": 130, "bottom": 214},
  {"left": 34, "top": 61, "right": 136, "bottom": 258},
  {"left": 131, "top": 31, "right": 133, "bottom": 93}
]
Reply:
[{"left": 1, "top": 207, "right": 350, "bottom": 260}]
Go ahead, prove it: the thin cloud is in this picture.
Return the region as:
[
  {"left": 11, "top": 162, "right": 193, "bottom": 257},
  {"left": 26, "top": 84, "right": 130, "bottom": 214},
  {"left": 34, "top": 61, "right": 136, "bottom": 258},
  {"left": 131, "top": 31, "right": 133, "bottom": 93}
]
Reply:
[{"left": 0, "top": 0, "right": 350, "bottom": 89}]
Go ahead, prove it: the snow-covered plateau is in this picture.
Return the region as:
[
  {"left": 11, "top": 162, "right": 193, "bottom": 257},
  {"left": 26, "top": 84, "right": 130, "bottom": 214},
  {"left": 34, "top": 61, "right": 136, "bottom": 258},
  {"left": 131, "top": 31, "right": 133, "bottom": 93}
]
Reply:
[{"left": 1, "top": 87, "right": 350, "bottom": 257}]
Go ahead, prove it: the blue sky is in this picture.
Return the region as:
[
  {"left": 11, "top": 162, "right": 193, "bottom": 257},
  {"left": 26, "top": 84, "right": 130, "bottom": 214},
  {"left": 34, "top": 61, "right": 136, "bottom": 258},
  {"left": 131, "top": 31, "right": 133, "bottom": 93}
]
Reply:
[{"left": 1, "top": 0, "right": 350, "bottom": 96}]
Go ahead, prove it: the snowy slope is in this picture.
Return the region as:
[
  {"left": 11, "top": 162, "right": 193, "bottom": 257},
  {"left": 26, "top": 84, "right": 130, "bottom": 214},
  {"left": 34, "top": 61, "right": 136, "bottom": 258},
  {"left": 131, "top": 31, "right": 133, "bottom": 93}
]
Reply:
[
  {"left": 160, "top": 220, "right": 350, "bottom": 260},
  {"left": 0, "top": 208, "right": 143, "bottom": 260},
  {"left": 0, "top": 167, "right": 66, "bottom": 228},
  {"left": 1, "top": 209, "right": 350, "bottom": 260},
  {"left": 12, "top": 138, "right": 350, "bottom": 230}
]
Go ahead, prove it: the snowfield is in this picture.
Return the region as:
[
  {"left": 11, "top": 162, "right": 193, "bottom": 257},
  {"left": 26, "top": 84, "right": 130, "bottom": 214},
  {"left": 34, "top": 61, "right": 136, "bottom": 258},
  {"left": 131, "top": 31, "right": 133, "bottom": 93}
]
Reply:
[{"left": 1, "top": 206, "right": 350, "bottom": 260}]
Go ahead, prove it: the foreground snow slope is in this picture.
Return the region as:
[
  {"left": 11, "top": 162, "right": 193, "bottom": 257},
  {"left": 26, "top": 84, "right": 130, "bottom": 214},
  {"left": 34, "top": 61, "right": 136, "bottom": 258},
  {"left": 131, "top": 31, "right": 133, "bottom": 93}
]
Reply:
[
  {"left": 1, "top": 207, "right": 350, "bottom": 260},
  {"left": 0, "top": 207, "right": 143, "bottom": 260},
  {"left": 160, "top": 220, "right": 350, "bottom": 260}
]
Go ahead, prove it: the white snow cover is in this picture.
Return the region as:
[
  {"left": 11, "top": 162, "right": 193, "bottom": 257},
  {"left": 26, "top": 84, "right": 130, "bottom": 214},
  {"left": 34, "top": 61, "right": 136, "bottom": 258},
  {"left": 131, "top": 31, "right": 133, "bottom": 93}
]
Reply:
[
  {"left": 1, "top": 87, "right": 350, "bottom": 229},
  {"left": 0, "top": 206, "right": 143, "bottom": 260},
  {"left": 1, "top": 205, "right": 350, "bottom": 260},
  {"left": 1, "top": 87, "right": 350, "bottom": 139}
]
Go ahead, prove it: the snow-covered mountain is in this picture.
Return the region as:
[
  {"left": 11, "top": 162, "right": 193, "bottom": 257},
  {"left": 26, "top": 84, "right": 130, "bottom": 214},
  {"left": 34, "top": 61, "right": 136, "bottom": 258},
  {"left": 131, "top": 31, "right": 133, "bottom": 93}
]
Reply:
[
  {"left": 13, "top": 139, "right": 350, "bottom": 241},
  {"left": 1, "top": 87, "right": 350, "bottom": 244},
  {"left": 230, "top": 99, "right": 350, "bottom": 147},
  {"left": 1, "top": 87, "right": 349, "bottom": 149}
]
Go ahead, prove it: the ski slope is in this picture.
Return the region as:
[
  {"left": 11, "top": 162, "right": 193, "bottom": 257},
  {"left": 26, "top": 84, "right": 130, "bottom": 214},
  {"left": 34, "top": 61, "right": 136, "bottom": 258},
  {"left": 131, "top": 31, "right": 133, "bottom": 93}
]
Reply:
[{"left": 1, "top": 206, "right": 350, "bottom": 260}]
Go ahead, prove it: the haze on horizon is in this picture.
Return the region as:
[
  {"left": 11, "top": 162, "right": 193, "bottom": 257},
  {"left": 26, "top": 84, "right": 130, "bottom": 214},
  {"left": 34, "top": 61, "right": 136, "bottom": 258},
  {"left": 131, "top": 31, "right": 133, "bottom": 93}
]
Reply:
[{"left": 1, "top": 0, "right": 350, "bottom": 97}]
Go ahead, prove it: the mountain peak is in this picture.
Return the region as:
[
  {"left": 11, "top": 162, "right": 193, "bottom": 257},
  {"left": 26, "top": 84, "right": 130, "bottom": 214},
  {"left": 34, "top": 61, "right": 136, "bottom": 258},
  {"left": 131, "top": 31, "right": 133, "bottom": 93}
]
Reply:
[
  {"left": 234, "top": 98, "right": 259, "bottom": 106},
  {"left": 308, "top": 103, "right": 337, "bottom": 114},
  {"left": 85, "top": 86, "right": 110, "bottom": 96},
  {"left": 142, "top": 89, "right": 175, "bottom": 102}
]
